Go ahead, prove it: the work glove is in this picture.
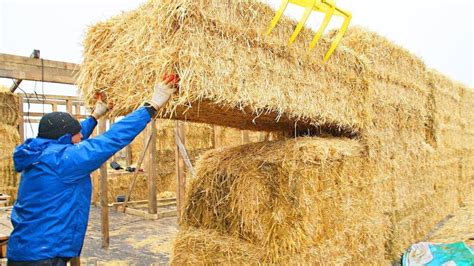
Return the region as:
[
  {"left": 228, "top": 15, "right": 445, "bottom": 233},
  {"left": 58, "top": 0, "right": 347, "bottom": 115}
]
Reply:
[
  {"left": 91, "top": 101, "right": 108, "bottom": 120},
  {"left": 148, "top": 74, "right": 179, "bottom": 110}
]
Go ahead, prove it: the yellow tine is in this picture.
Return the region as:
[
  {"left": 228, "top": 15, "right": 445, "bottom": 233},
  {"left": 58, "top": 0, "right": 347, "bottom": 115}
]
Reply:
[
  {"left": 288, "top": 0, "right": 316, "bottom": 45},
  {"left": 308, "top": 0, "right": 335, "bottom": 51},
  {"left": 323, "top": 8, "right": 351, "bottom": 62},
  {"left": 266, "top": 0, "right": 290, "bottom": 35}
]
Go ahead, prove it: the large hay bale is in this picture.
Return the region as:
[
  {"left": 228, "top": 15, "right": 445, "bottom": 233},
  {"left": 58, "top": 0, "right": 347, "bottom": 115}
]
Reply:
[
  {"left": 177, "top": 137, "right": 389, "bottom": 264},
  {"left": 0, "top": 85, "right": 20, "bottom": 126},
  {"left": 78, "top": 0, "right": 370, "bottom": 134}
]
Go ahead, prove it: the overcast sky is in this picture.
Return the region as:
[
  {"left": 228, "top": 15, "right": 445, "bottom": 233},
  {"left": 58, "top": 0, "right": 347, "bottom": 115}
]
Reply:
[{"left": 0, "top": 0, "right": 473, "bottom": 96}]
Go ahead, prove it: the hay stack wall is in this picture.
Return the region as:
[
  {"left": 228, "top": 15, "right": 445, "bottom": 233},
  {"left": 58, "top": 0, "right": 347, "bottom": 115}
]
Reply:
[
  {"left": 78, "top": 0, "right": 474, "bottom": 263},
  {"left": 0, "top": 86, "right": 21, "bottom": 202}
]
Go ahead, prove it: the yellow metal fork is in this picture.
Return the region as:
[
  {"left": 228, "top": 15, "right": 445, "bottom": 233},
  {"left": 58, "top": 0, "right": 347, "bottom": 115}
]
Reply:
[{"left": 266, "top": 0, "right": 352, "bottom": 62}]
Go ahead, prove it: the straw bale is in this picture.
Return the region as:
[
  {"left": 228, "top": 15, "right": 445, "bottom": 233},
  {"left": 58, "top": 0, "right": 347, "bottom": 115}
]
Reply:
[
  {"left": 172, "top": 227, "right": 264, "bottom": 265},
  {"left": 0, "top": 123, "right": 20, "bottom": 202},
  {"left": 0, "top": 86, "right": 20, "bottom": 127},
  {"left": 78, "top": 0, "right": 370, "bottom": 134},
  {"left": 178, "top": 137, "right": 389, "bottom": 264},
  {"left": 341, "top": 27, "right": 427, "bottom": 91}
]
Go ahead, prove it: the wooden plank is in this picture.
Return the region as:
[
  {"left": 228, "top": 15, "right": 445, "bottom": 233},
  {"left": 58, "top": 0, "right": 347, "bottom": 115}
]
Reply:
[
  {"left": 98, "top": 118, "right": 109, "bottom": 249},
  {"left": 124, "top": 208, "right": 177, "bottom": 220},
  {"left": 25, "top": 112, "right": 87, "bottom": 119},
  {"left": 148, "top": 120, "right": 157, "bottom": 214},
  {"left": 22, "top": 93, "right": 81, "bottom": 101},
  {"left": 0, "top": 53, "right": 78, "bottom": 84},
  {"left": 175, "top": 121, "right": 186, "bottom": 220},
  {"left": 18, "top": 97, "right": 24, "bottom": 142}
]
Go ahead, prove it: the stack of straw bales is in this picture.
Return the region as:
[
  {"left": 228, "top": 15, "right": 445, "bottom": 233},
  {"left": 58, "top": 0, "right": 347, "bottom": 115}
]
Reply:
[
  {"left": 0, "top": 85, "right": 20, "bottom": 202},
  {"left": 78, "top": 0, "right": 474, "bottom": 263}
]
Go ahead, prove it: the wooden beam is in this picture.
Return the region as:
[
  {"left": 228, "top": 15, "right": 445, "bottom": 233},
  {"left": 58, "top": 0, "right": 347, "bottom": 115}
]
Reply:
[
  {"left": 148, "top": 120, "right": 157, "bottom": 214},
  {"left": 22, "top": 93, "right": 82, "bottom": 101},
  {"left": 0, "top": 53, "right": 78, "bottom": 85},
  {"left": 9, "top": 50, "right": 40, "bottom": 92},
  {"left": 175, "top": 121, "right": 186, "bottom": 221},
  {"left": 24, "top": 112, "right": 87, "bottom": 119},
  {"left": 98, "top": 118, "right": 109, "bottom": 249}
]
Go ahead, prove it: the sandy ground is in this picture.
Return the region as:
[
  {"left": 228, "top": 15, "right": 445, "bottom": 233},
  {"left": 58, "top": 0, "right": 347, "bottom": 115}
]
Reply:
[{"left": 81, "top": 206, "right": 178, "bottom": 265}]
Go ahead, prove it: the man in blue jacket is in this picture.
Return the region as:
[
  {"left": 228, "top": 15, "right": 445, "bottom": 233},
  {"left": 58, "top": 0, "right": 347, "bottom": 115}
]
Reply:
[{"left": 7, "top": 75, "right": 178, "bottom": 265}]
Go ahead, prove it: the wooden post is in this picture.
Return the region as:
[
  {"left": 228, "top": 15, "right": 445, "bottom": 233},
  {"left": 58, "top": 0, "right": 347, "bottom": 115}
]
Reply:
[
  {"left": 18, "top": 97, "right": 24, "bottom": 142},
  {"left": 125, "top": 145, "right": 132, "bottom": 166},
  {"left": 66, "top": 99, "right": 72, "bottom": 114},
  {"left": 52, "top": 103, "right": 58, "bottom": 112},
  {"left": 241, "top": 130, "right": 250, "bottom": 144},
  {"left": 175, "top": 121, "right": 186, "bottom": 220},
  {"left": 99, "top": 118, "right": 109, "bottom": 248},
  {"left": 148, "top": 120, "right": 157, "bottom": 214},
  {"left": 75, "top": 104, "right": 81, "bottom": 118},
  {"left": 213, "top": 125, "right": 222, "bottom": 148}
]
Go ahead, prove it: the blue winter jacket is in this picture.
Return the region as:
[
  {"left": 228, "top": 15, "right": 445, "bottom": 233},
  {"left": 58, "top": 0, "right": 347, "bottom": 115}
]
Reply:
[{"left": 7, "top": 107, "right": 151, "bottom": 261}]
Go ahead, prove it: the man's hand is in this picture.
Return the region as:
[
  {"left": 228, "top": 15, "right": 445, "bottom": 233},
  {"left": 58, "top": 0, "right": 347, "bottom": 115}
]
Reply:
[
  {"left": 92, "top": 101, "right": 108, "bottom": 120},
  {"left": 148, "top": 74, "right": 180, "bottom": 110}
]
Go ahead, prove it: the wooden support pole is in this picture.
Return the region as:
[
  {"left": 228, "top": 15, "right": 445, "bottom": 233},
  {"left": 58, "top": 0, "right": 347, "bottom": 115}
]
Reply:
[
  {"left": 175, "top": 121, "right": 186, "bottom": 221},
  {"left": 66, "top": 100, "right": 73, "bottom": 114},
  {"left": 175, "top": 130, "right": 196, "bottom": 176},
  {"left": 122, "top": 134, "right": 153, "bottom": 212},
  {"left": 213, "top": 125, "right": 222, "bottom": 148},
  {"left": 125, "top": 146, "right": 132, "bottom": 166},
  {"left": 52, "top": 103, "right": 58, "bottom": 112},
  {"left": 148, "top": 120, "right": 157, "bottom": 214},
  {"left": 99, "top": 118, "right": 109, "bottom": 248}
]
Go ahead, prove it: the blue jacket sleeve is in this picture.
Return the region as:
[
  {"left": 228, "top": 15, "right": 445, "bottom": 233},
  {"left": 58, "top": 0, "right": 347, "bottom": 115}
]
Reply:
[
  {"left": 57, "top": 107, "right": 151, "bottom": 183},
  {"left": 80, "top": 116, "right": 98, "bottom": 140}
]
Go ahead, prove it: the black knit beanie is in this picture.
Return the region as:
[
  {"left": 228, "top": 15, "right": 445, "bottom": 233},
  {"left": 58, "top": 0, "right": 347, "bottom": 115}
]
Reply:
[{"left": 37, "top": 112, "right": 82, "bottom": 140}]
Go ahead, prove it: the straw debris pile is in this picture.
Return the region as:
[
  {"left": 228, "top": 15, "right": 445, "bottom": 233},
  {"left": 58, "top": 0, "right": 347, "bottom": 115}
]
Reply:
[
  {"left": 77, "top": 0, "right": 474, "bottom": 263},
  {"left": 0, "top": 86, "right": 20, "bottom": 202}
]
